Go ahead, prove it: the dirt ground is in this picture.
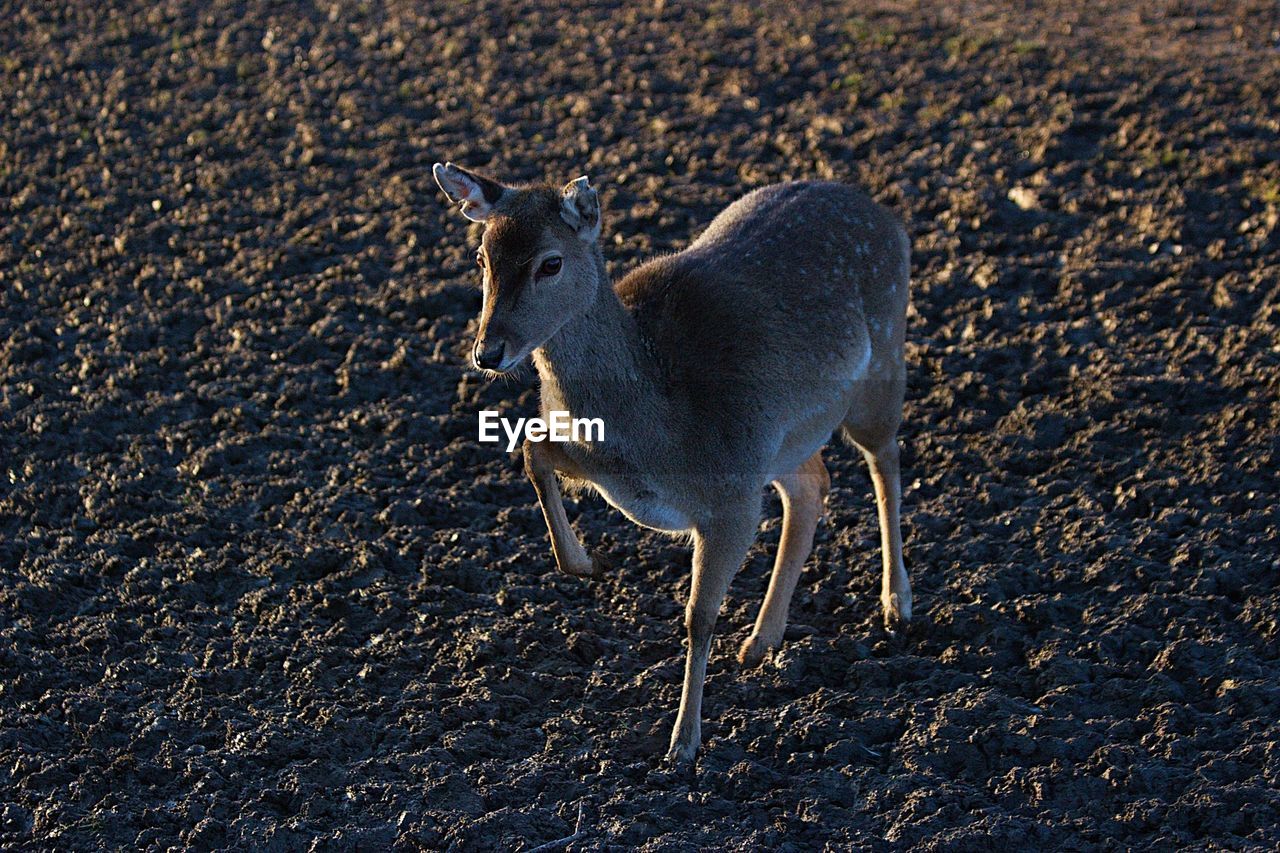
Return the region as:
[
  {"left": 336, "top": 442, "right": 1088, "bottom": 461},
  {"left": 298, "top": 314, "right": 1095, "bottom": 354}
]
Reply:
[{"left": 2, "top": 0, "right": 1278, "bottom": 849}]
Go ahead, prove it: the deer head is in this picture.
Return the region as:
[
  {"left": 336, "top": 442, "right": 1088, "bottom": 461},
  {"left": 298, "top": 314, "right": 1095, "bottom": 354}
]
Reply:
[{"left": 433, "top": 162, "right": 604, "bottom": 372}]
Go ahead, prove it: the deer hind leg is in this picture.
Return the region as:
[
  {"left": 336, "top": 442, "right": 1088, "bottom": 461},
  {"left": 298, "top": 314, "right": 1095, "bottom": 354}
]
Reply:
[
  {"left": 738, "top": 451, "right": 829, "bottom": 667},
  {"left": 522, "top": 438, "right": 602, "bottom": 578},
  {"left": 668, "top": 501, "right": 759, "bottom": 764},
  {"left": 859, "top": 437, "right": 911, "bottom": 630},
  {"left": 842, "top": 369, "right": 912, "bottom": 632}
]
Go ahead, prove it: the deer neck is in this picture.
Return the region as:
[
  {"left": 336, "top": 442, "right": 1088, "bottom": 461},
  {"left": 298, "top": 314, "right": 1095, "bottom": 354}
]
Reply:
[{"left": 533, "top": 247, "right": 652, "bottom": 415}]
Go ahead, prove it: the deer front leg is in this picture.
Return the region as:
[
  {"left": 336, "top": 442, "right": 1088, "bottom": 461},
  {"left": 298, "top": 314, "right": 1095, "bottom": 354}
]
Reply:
[
  {"left": 668, "top": 502, "right": 759, "bottom": 764},
  {"left": 522, "top": 438, "right": 601, "bottom": 578}
]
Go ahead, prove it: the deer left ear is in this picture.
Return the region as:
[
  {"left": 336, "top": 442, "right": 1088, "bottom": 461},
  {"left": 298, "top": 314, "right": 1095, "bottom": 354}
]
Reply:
[
  {"left": 560, "top": 176, "right": 601, "bottom": 241},
  {"left": 433, "top": 162, "right": 505, "bottom": 222}
]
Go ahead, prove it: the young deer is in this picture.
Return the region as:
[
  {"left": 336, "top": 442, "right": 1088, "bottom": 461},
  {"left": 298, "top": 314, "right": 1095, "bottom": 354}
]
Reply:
[{"left": 433, "top": 163, "right": 913, "bottom": 764}]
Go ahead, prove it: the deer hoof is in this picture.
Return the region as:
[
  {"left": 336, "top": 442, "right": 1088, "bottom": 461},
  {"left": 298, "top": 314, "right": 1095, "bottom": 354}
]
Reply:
[
  {"left": 558, "top": 551, "right": 608, "bottom": 578},
  {"left": 882, "top": 593, "right": 912, "bottom": 634},
  {"left": 558, "top": 557, "right": 596, "bottom": 578},
  {"left": 589, "top": 551, "right": 612, "bottom": 576},
  {"left": 737, "top": 633, "right": 776, "bottom": 668},
  {"left": 665, "top": 741, "right": 698, "bottom": 767}
]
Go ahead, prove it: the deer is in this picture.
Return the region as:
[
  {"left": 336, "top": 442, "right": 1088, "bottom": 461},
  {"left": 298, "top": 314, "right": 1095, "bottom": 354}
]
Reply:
[{"left": 433, "top": 162, "right": 913, "bottom": 764}]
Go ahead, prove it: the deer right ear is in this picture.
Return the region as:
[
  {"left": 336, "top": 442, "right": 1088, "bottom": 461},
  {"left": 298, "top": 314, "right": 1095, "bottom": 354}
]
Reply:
[{"left": 433, "top": 162, "right": 505, "bottom": 222}]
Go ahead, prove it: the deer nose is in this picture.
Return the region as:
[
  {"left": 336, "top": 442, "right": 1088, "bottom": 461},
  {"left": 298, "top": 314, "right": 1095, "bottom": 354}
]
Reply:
[{"left": 474, "top": 338, "right": 506, "bottom": 370}]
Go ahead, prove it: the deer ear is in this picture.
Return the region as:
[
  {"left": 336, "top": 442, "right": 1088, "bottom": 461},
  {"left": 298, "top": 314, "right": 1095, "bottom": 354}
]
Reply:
[
  {"left": 560, "top": 176, "right": 601, "bottom": 241},
  {"left": 433, "top": 162, "right": 505, "bottom": 222}
]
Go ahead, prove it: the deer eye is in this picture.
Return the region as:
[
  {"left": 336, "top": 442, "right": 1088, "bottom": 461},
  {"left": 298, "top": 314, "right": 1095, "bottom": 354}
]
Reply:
[
  {"left": 538, "top": 256, "right": 562, "bottom": 277},
  {"left": 475, "top": 251, "right": 486, "bottom": 268}
]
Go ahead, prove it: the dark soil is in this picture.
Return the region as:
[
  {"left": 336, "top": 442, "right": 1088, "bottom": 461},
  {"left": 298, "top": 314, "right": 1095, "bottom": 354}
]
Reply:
[{"left": 2, "top": 1, "right": 1278, "bottom": 849}]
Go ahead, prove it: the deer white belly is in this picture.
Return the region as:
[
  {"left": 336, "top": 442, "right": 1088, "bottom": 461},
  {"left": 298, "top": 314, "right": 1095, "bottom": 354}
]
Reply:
[{"left": 590, "top": 476, "right": 692, "bottom": 533}]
